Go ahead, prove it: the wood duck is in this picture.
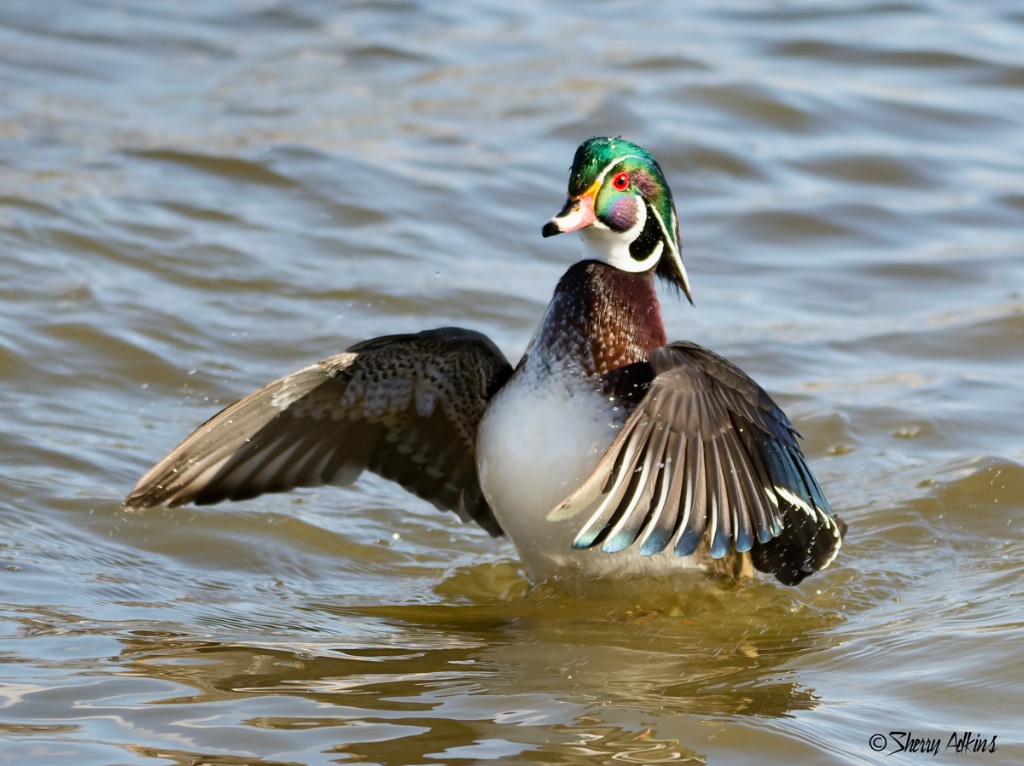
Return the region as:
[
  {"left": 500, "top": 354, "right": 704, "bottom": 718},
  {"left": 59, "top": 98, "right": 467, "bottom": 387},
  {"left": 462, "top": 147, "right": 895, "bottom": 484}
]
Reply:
[{"left": 126, "top": 138, "right": 844, "bottom": 586}]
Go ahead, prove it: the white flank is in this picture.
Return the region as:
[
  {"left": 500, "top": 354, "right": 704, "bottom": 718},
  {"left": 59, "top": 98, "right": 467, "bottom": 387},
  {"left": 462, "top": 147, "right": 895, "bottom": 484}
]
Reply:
[{"left": 476, "top": 358, "right": 623, "bottom": 539}]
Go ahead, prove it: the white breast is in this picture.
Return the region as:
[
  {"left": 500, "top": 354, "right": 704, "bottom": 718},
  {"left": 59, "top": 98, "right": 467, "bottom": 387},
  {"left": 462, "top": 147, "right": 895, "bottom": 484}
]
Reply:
[{"left": 476, "top": 349, "right": 629, "bottom": 578}]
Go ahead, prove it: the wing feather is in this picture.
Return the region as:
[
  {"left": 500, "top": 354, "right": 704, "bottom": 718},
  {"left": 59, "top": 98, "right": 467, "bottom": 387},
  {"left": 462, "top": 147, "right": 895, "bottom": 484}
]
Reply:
[
  {"left": 635, "top": 428, "right": 685, "bottom": 556},
  {"left": 548, "top": 341, "right": 844, "bottom": 584},
  {"left": 599, "top": 420, "right": 670, "bottom": 553},
  {"left": 126, "top": 327, "right": 513, "bottom": 536},
  {"left": 569, "top": 418, "right": 649, "bottom": 548},
  {"left": 671, "top": 429, "right": 706, "bottom": 557}
]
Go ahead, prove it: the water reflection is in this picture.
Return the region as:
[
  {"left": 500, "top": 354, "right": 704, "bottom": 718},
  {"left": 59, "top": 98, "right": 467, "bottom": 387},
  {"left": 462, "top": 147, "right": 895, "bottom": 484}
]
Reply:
[{"left": 107, "top": 578, "right": 843, "bottom": 762}]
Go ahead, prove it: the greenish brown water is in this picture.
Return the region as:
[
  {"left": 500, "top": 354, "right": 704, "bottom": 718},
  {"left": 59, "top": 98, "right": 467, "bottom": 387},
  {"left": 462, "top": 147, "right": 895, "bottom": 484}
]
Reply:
[{"left": 2, "top": 1, "right": 1023, "bottom": 764}]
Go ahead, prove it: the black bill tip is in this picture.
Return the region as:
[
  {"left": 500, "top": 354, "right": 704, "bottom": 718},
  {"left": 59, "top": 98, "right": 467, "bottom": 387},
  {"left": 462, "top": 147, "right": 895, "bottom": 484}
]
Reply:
[{"left": 541, "top": 221, "right": 561, "bottom": 238}]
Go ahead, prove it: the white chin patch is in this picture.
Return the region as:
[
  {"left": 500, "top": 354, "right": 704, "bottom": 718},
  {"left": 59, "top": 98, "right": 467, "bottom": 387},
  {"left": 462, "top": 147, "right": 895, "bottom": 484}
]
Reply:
[{"left": 579, "top": 207, "right": 662, "bottom": 274}]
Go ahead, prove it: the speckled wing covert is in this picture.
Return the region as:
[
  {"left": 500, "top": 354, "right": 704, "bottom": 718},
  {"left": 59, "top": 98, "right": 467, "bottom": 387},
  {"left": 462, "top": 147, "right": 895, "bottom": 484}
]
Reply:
[
  {"left": 125, "top": 327, "right": 513, "bottom": 536},
  {"left": 548, "top": 341, "right": 844, "bottom": 584}
]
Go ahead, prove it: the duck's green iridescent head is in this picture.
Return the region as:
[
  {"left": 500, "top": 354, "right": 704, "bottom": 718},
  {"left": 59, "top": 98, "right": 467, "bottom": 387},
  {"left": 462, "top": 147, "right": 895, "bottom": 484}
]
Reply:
[{"left": 542, "top": 137, "right": 692, "bottom": 303}]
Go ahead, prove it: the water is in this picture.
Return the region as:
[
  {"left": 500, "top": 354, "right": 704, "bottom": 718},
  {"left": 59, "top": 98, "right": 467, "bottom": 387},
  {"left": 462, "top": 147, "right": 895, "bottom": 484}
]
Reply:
[{"left": 2, "top": 1, "right": 1022, "bottom": 763}]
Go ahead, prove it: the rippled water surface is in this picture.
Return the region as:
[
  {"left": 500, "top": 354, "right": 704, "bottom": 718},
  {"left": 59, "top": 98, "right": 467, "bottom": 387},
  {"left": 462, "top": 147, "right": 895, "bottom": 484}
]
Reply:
[{"left": 2, "top": 1, "right": 1023, "bottom": 764}]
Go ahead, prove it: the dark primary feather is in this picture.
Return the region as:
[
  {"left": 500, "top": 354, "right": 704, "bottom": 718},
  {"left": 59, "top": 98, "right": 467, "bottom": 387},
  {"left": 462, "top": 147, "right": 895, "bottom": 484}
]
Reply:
[
  {"left": 548, "top": 341, "right": 844, "bottom": 584},
  {"left": 124, "top": 327, "right": 513, "bottom": 536}
]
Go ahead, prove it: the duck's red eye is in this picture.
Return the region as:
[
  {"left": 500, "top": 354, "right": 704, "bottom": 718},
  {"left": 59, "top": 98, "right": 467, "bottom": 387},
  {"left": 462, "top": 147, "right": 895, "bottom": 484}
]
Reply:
[{"left": 612, "top": 172, "right": 630, "bottom": 191}]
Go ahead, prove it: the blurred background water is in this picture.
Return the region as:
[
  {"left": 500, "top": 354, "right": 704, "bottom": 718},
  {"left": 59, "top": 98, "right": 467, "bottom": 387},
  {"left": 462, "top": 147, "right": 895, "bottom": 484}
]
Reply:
[{"left": 1, "top": 1, "right": 1022, "bottom": 764}]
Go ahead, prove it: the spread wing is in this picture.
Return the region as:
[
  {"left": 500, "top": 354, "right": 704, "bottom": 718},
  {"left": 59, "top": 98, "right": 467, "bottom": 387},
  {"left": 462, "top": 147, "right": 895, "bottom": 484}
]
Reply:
[
  {"left": 125, "top": 327, "right": 513, "bottom": 536},
  {"left": 548, "top": 341, "right": 844, "bottom": 584}
]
